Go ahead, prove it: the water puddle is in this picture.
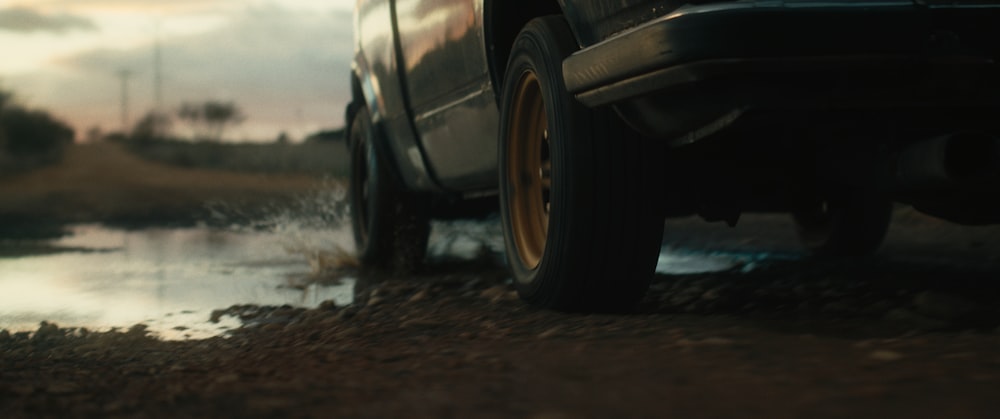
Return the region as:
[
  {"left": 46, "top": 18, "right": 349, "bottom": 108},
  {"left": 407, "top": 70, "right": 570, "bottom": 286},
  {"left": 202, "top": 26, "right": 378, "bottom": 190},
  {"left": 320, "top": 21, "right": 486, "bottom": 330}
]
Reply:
[
  {"left": 0, "top": 224, "right": 356, "bottom": 340},
  {"left": 656, "top": 247, "right": 801, "bottom": 275},
  {"left": 0, "top": 203, "right": 788, "bottom": 340}
]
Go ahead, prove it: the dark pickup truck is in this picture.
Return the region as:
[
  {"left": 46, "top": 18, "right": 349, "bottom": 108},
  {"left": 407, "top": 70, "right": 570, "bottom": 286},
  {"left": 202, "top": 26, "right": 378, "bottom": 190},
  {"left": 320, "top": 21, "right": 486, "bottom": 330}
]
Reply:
[{"left": 345, "top": 0, "right": 1000, "bottom": 311}]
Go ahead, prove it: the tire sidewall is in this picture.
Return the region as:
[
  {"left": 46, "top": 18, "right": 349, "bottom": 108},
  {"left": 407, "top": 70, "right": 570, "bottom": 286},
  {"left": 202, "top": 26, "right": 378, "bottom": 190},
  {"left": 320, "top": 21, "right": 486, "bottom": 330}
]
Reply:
[
  {"left": 499, "top": 17, "right": 593, "bottom": 305},
  {"left": 348, "top": 106, "right": 383, "bottom": 262},
  {"left": 349, "top": 106, "right": 431, "bottom": 272}
]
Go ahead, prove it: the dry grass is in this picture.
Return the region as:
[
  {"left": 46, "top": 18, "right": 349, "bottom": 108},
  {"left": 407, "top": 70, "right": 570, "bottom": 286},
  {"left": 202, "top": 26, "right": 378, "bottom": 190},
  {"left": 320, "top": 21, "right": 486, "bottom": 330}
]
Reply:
[{"left": 0, "top": 142, "right": 332, "bottom": 225}]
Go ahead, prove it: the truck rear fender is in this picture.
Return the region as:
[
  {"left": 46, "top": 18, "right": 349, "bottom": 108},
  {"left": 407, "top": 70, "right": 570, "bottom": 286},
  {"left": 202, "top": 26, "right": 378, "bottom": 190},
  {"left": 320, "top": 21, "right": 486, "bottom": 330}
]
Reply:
[{"left": 350, "top": 0, "right": 443, "bottom": 194}]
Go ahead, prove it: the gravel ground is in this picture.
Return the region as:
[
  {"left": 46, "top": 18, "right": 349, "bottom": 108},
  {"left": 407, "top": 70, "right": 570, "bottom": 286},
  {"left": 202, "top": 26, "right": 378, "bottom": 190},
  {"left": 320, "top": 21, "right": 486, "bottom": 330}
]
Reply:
[
  {"left": 3, "top": 217, "right": 1000, "bottom": 418},
  {"left": 2, "top": 145, "right": 999, "bottom": 418}
]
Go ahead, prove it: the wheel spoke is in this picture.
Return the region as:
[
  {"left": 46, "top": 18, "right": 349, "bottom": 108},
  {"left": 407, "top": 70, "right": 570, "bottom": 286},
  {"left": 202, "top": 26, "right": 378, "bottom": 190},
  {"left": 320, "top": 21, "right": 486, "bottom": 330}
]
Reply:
[{"left": 540, "top": 160, "right": 552, "bottom": 188}]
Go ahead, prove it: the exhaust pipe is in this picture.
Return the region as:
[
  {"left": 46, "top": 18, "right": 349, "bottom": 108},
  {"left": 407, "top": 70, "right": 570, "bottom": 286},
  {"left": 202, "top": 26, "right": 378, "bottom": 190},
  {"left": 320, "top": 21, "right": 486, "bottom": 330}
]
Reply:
[{"left": 895, "top": 132, "right": 1000, "bottom": 191}]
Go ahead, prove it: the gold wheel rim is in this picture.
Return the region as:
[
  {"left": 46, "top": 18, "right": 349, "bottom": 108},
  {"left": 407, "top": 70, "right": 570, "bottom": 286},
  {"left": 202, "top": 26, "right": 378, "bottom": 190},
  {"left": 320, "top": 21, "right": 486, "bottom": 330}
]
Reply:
[{"left": 506, "top": 71, "right": 550, "bottom": 270}]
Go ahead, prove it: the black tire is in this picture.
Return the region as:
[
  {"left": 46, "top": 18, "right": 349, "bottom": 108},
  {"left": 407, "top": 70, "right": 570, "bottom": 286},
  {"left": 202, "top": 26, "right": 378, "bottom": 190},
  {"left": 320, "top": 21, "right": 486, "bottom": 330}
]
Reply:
[
  {"left": 348, "top": 106, "right": 430, "bottom": 273},
  {"left": 498, "top": 16, "right": 664, "bottom": 312},
  {"left": 792, "top": 188, "right": 893, "bottom": 257}
]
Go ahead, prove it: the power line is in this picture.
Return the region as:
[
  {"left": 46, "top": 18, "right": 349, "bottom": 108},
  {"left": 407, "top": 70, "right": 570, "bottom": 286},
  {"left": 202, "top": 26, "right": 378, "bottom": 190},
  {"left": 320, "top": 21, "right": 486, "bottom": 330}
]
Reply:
[
  {"left": 117, "top": 69, "right": 133, "bottom": 133},
  {"left": 153, "top": 21, "right": 163, "bottom": 112}
]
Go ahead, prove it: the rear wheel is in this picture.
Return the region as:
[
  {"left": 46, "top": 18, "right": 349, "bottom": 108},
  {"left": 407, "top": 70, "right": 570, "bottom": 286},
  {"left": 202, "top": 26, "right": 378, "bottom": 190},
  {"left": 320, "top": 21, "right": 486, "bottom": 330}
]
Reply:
[
  {"left": 499, "top": 16, "right": 664, "bottom": 312},
  {"left": 792, "top": 188, "right": 893, "bottom": 257},
  {"left": 348, "top": 106, "right": 430, "bottom": 273}
]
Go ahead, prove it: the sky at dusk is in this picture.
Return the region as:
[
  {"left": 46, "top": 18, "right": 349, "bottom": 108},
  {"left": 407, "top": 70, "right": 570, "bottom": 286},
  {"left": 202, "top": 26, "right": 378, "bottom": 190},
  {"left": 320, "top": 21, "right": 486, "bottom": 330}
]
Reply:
[{"left": 0, "top": 0, "right": 356, "bottom": 142}]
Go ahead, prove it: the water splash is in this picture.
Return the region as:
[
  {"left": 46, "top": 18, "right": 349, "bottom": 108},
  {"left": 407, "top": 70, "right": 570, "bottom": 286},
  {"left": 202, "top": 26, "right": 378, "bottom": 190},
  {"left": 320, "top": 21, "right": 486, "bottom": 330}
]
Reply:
[
  {"left": 0, "top": 181, "right": 364, "bottom": 340},
  {"left": 208, "top": 179, "right": 361, "bottom": 288},
  {"left": 428, "top": 216, "right": 506, "bottom": 264}
]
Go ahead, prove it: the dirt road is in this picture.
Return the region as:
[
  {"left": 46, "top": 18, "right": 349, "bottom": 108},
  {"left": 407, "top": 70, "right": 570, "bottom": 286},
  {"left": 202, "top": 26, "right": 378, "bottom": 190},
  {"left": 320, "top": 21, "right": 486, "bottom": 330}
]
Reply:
[{"left": 2, "top": 144, "right": 1000, "bottom": 418}]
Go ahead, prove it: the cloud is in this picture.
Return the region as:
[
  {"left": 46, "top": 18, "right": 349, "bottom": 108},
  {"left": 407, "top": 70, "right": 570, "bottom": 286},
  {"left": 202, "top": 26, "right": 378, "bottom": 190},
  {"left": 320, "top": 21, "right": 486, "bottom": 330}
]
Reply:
[
  {"left": 0, "top": 7, "right": 97, "bottom": 34},
  {"left": 30, "top": 6, "right": 355, "bottom": 139}
]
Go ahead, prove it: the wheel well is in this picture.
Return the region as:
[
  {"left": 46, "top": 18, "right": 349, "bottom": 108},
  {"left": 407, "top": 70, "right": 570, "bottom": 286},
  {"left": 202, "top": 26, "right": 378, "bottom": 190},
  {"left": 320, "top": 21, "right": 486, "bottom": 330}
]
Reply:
[
  {"left": 485, "top": 0, "right": 562, "bottom": 97},
  {"left": 345, "top": 72, "right": 365, "bottom": 135},
  {"left": 350, "top": 72, "right": 364, "bottom": 107}
]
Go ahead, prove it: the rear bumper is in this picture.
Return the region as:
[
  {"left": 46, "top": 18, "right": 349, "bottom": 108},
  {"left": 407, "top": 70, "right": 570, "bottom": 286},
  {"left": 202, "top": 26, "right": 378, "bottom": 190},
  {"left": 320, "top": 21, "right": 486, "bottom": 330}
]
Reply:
[{"left": 563, "top": 3, "right": 1000, "bottom": 139}]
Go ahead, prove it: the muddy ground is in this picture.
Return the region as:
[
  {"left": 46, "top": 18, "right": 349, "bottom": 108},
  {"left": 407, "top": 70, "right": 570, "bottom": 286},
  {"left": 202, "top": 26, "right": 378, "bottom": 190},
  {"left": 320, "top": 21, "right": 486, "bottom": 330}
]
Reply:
[{"left": 2, "top": 144, "right": 1000, "bottom": 418}]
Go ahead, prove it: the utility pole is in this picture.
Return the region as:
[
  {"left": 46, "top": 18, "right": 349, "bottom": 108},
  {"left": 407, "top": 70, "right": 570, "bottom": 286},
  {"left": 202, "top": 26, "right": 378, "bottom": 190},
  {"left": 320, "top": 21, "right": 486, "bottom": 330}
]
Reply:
[
  {"left": 118, "top": 69, "right": 133, "bottom": 133},
  {"left": 153, "top": 21, "right": 163, "bottom": 113}
]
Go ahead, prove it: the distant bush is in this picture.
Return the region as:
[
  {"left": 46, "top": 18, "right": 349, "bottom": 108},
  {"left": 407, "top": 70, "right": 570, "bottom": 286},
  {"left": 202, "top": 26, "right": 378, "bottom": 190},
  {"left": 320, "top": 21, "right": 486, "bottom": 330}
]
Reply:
[
  {"left": 304, "top": 128, "right": 345, "bottom": 144},
  {"left": 1, "top": 107, "right": 74, "bottom": 154},
  {"left": 176, "top": 101, "right": 245, "bottom": 142},
  {"left": 130, "top": 111, "right": 173, "bottom": 144},
  {"left": 125, "top": 140, "right": 348, "bottom": 176},
  {"left": 0, "top": 89, "right": 74, "bottom": 174}
]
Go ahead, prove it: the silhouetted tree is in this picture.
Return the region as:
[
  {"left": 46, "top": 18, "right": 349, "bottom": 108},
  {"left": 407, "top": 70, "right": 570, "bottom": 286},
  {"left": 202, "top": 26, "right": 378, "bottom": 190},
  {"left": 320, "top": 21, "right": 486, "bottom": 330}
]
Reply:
[
  {"left": 0, "top": 107, "right": 74, "bottom": 154},
  {"left": 131, "top": 111, "right": 173, "bottom": 143},
  {"left": 0, "top": 86, "right": 73, "bottom": 157},
  {"left": 177, "top": 101, "right": 245, "bottom": 142},
  {"left": 0, "top": 88, "right": 11, "bottom": 151}
]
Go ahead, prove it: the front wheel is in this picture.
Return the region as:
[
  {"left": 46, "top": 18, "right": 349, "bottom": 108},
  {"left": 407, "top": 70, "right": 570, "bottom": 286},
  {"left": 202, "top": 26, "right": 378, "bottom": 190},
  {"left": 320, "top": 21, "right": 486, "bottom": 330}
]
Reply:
[{"left": 498, "top": 16, "right": 664, "bottom": 312}]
